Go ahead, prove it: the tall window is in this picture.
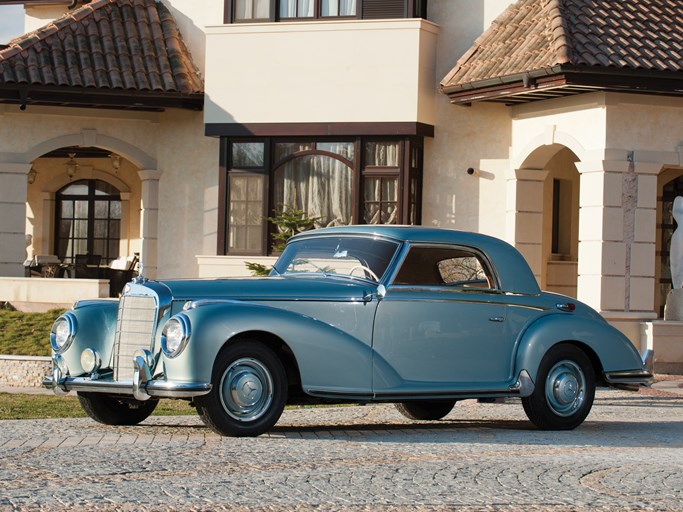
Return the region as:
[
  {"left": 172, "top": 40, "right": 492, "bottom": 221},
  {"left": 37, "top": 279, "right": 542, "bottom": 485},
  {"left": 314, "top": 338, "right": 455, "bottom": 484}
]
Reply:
[
  {"left": 221, "top": 136, "right": 423, "bottom": 255},
  {"left": 55, "top": 179, "right": 121, "bottom": 265}
]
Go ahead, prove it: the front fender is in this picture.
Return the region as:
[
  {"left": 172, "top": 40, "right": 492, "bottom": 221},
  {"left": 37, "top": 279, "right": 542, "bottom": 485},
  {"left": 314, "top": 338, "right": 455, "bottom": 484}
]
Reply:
[
  {"left": 515, "top": 313, "right": 645, "bottom": 382},
  {"left": 56, "top": 300, "right": 119, "bottom": 376},
  {"left": 161, "top": 301, "right": 374, "bottom": 395}
]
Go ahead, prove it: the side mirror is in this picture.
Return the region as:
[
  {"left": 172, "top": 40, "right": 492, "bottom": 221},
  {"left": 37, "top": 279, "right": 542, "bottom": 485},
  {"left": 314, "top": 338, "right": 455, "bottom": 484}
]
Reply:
[{"left": 376, "top": 284, "right": 386, "bottom": 300}]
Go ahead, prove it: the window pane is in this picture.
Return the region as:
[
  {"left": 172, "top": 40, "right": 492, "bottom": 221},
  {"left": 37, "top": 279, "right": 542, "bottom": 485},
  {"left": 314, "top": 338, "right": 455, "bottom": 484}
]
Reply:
[
  {"left": 110, "top": 201, "right": 121, "bottom": 220},
  {"left": 322, "top": 0, "right": 356, "bottom": 16},
  {"left": 74, "top": 220, "right": 88, "bottom": 238},
  {"left": 281, "top": 0, "right": 314, "bottom": 17},
  {"left": 94, "top": 220, "right": 108, "bottom": 238},
  {"left": 228, "top": 174, "right": 264, "bottom": 253},
  {"left": 94, "top": 201, "right": 109, "bottom": 219},
  {"left": 316, "top": 142, "right": 354, "bottom": 161},
  {"left": 75, "top": 200, "right": 88, "bottom": 218},
  {"left": 363, "top": 176, "right": 397, "bottom": 224},
  {"left": 365, "top": 142, "right": 400, "bottom": 167},
  {"left": 232, "top": 142, "right": 264, "bottom": 167},
  {"left": 109, "top": 220, "right": 121, "bottom": 239},
  {"left": 273, "top": 155, "right": 353, "bottom": 228},
  {"left": 60, "top": 182, "right": 89, "bottom": 195},
  {"left": 274, "top": 142, "right": 314, "bottom": 163},
  {"left": 235, "top": 0, "right": 271, "bottom": 19},
  {"left": 59, "top": 220, "right": 72, "bottom": 238},
  {"left": 62, "top": 201, "right": 74, "bottom": 218}
]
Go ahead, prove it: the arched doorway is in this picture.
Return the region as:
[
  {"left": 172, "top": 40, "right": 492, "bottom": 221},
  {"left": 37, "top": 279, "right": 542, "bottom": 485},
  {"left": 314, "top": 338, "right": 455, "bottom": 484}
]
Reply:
[
  {"left": 513, "top": 144, "right": 580, "bottom": 296},
  {"left": 54, "top": 179, "right": 122, "bottom": 265}
]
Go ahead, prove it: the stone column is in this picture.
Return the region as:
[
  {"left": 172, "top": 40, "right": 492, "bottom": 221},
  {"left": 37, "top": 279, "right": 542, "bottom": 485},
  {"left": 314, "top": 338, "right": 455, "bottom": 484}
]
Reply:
[
  {"left": 506, "top": 168, "right": 549, "bottom": 285},
  {"left": 576, "top": 158, "right": 657, "bottom": 343},
  {"left": 138, "top": 170, "right": 162, "bottom": 280},
  {"left": 0, "top": 163, "right": 32, "bottom": 277}
]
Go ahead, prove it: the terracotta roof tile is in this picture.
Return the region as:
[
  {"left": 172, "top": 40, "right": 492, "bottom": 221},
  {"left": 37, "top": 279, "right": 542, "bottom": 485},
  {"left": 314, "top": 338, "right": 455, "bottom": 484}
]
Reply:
[
  {"left": 442, "top": 0, "right": 683, "bottom": 91},
  {"left": 0, "top": 0, "right": 203, "bottom": 106}
]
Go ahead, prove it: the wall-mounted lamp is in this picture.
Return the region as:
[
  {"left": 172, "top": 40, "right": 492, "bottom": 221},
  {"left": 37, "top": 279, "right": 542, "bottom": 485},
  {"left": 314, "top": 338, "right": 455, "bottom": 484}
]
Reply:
[
  {"left": 109, "top": 153, "right": 121, "bottom": 173},
  {"left": 65, "top": 152, "right": 79, "bottom": 180},
  {"left": 27, "top": 167, "right": 38, "bottom": 185}
]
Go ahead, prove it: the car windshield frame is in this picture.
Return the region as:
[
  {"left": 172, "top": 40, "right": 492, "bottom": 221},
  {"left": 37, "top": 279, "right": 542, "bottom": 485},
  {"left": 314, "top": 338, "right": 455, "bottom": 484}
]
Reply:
[{"left": 272, "top": 235, "right": 401, "bottom": 283}]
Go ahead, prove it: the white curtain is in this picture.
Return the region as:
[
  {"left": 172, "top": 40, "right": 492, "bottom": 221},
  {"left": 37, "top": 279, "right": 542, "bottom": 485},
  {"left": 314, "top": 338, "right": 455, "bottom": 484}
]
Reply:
[
  {"left": 322, "top": 0, "right": 357, "bottom": 15},
  {"left": 274, "top": 151, "right": 352, "bottom": 227},
  {"left": 281, "top": 0, "right": 314, "bottom": 17},
  {"left": 236, "top": 0, "right": 270, "bottom": 19}
]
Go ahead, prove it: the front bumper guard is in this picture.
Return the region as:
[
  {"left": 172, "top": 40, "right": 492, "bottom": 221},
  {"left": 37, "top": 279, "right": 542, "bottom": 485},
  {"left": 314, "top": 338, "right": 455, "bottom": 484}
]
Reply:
[{"left": 43, "top": 353, "right": 211, "bottom": 400}]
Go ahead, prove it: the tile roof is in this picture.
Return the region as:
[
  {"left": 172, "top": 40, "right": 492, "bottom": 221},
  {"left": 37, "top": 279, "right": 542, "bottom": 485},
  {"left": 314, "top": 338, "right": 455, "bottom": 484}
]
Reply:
[
  {"left": 441, "top": 0, "right": 683, "bottom": 101},
  {"left": 0, "top": 0, "right": 203, "bottom": 110}
]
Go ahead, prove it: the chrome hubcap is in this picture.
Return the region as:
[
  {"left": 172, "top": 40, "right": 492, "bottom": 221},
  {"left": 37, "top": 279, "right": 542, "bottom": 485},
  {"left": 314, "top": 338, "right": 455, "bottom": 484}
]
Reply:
[
  {"left": 545, "top": 360, "right": 586, "bottom": 417},
  {"left": 220, "top": 358, "right": 273, "bottom": 422}
]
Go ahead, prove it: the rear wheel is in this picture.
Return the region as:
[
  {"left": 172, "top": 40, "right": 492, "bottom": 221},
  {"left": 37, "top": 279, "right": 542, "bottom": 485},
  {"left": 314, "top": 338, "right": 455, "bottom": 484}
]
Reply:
[
  {"left": 195, "top": 340, "right": 287, "bottom": 437},
  {"left": 395, "top": 400, "right": 456, "bottom": 421},
  {"left": 77, "top": 392, "right": 159, "bottom": 425},
  {"left": 522, "top": 343, "right": 595, "bottom": 430}
]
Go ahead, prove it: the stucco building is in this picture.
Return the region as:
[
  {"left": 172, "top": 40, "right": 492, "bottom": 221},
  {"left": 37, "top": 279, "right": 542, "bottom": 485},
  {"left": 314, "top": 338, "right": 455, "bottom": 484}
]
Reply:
[{"left": 0, "top": 0, "right": 682, "bottom": 370}]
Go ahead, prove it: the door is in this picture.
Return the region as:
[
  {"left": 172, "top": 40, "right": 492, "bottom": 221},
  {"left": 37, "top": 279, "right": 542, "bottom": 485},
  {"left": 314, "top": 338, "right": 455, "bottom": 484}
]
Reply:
[{"left": 372, "top": 245, "right": 515, "bottom": 395}]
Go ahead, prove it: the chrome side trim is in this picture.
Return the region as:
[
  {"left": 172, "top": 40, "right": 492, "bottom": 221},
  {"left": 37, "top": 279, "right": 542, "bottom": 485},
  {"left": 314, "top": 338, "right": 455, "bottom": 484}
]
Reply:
[{"left": 42, "top": 376, "right": 212, "bottom": 398}]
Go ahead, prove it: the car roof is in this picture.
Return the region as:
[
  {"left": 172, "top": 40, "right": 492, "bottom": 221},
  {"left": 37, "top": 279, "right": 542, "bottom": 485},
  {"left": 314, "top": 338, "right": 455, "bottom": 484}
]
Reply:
[{"left": 290, "top": 226, "right": 541, "bottom": 295}]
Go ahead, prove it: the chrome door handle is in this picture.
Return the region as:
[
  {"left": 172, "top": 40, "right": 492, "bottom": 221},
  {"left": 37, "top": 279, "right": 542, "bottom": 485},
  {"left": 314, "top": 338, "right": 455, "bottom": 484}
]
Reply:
[{"left": 489, "top": 317, "right": 505, "bottom": 322}]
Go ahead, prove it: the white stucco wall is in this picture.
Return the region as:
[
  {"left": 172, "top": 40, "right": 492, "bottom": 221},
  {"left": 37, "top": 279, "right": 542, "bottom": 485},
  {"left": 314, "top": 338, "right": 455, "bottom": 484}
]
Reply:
[{"left": 204, "top": 19, "right": 439, "bottom": 125}]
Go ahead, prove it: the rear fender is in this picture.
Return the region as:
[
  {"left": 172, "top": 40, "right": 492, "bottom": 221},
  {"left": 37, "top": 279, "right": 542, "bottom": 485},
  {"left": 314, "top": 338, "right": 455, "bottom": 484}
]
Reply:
[{"left": 515, "top": 314, "right": 644, "bottom": 382}]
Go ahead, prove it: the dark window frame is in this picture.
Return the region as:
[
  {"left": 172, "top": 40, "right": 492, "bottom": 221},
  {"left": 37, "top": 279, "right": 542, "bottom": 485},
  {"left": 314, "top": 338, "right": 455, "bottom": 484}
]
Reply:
[
  {"left": 54, "top": 179, "right": 122, "bottom": 265},
  {"left": 218, "top": 135, "right": 423, "bottom": 256},
  {"left": 224, "top": 0, "right": 426, "bottom": 23}
]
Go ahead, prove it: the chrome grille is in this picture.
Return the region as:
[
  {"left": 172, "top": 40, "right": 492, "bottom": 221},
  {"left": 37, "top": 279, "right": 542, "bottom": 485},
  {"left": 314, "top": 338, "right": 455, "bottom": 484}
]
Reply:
[{"left": 112, "top": 295, "right": 157, "bottom": 381}]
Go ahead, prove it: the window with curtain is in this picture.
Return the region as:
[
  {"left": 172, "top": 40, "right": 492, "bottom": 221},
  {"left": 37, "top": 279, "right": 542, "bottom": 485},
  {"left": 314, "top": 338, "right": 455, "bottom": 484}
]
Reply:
[
  {"left": 55, "top": 179, "right": 121, "bottom": 265},
  {"left": 221, "top": 136, "right": 422, "bottom": 255}
]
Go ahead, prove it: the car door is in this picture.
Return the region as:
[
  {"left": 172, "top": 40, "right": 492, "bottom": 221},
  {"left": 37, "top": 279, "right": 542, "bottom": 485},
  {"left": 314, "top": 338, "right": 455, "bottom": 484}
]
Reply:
[{"left": 372, "top": 244, "right": 516, "bottom": 396}]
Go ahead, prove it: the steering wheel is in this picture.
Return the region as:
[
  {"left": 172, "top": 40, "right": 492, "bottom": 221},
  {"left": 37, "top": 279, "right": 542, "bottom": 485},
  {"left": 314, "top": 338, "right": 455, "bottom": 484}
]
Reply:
[{"left": 348, "top": 265, "right": 380, "bottom": 282}]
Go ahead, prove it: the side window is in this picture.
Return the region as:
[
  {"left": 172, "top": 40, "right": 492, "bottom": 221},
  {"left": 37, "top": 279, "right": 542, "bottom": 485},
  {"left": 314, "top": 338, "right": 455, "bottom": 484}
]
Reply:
[{"left": 394, "top": 246, "right": 494, "bottom": 289}]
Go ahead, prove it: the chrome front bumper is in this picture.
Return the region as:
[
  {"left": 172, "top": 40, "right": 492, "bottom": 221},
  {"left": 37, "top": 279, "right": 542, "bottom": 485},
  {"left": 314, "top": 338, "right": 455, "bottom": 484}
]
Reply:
[{"left": 43, "top": 351, "right": 211, "bottom": 400}]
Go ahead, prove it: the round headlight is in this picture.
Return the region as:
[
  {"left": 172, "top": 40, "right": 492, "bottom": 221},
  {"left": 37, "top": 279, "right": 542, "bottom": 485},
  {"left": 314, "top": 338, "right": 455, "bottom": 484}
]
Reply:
[
  {"left": 161, "top": 314, "right": 191, "bottom": 358},
  {"left": 80, "top": 348, "right": 102, "bottom": 374},
  {"left": 50, "top": 313, "right": 77, "bottom": 353}
]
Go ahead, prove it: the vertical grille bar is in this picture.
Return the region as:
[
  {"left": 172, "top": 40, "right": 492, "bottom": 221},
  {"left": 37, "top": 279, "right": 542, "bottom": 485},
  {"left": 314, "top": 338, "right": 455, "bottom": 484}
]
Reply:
[{"left": 112, "top": 295, "right": 157, "bottom": 381}]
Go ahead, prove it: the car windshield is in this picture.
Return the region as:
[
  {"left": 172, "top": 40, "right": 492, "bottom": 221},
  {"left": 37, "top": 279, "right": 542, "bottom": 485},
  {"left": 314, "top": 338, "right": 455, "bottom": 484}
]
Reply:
[{"left": 273, "top": 236, "right": 400, "bottom": 282}]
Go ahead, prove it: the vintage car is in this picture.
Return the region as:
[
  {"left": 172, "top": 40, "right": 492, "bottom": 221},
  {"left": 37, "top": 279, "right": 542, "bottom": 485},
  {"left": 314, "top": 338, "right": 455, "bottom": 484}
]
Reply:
[{"left": 44, "top": 226, "right": 652, "bottom": 436}]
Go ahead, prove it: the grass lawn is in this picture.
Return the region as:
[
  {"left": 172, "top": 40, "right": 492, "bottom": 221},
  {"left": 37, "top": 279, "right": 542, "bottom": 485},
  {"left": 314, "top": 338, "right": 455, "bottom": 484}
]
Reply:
[
  {"left": 0, "top": 393, "right": 197, "bottom": 420},
  {"left": 0, "top": 303, "right": 63, "bottom": 356}
]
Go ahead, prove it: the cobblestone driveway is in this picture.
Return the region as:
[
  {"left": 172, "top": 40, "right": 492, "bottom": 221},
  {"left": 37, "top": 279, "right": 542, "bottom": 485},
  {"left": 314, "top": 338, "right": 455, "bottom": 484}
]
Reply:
[{"left": 1, "top": 388, "right": 682, "bottom": 511}]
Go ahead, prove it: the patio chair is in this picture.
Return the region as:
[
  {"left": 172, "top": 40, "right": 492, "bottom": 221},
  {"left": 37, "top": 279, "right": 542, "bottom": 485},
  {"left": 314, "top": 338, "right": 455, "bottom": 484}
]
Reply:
[
  {"left": 105, "top": 255, "right": 139, "bottom": 297},
  {"left": 74, "top": 254, "right": 102, "bottom": 279},
  {"left": 30, "top": 255, "right": 63, "bottom": 278}
]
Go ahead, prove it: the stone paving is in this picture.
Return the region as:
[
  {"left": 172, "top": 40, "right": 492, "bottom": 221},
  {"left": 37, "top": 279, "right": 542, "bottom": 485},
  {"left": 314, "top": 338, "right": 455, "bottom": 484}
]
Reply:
[{"left": 0, "top": 388, "right": 682, "bottom": 511}]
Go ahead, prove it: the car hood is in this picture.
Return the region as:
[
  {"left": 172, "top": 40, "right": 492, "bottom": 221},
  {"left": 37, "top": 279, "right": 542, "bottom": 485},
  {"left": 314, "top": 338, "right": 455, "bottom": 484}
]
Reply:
[{"left": 157, "top": 276, "right": 376, "bottom": 302}]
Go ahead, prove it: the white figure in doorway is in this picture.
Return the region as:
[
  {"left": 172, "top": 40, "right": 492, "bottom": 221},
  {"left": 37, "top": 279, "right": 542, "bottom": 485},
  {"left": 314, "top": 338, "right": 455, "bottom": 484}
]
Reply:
[{"left": 671, "top": 196, "right": 683, "bottom": 290}]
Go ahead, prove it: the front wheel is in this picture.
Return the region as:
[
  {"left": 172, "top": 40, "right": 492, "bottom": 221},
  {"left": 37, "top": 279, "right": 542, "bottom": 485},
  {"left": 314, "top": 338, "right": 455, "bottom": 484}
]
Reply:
[
  {"left": 77, "top": 392, "right": 159, "bottom": 425},
  {"left": 195, "top": 340, "right": 287, "bottom": 437},
  {"left": 522, "top": 344, "right": 595, "bottom": 430},
  {"left": 395, "top": 400, "right": 456, "bottom": 421}
]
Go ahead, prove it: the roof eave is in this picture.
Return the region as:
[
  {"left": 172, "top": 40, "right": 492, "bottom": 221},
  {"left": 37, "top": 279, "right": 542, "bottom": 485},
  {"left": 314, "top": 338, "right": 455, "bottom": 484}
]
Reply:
[
  {"left": 0, "top": 84, "right": 204, "bottom": 112},
  {"left": 441, "top": 65, "right": 683, "bottom": 105}
]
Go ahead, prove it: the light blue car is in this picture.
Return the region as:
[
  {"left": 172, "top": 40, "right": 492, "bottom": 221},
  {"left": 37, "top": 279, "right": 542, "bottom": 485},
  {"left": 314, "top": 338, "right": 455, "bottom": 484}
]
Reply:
[{"left": 44, "top": 226, "right": 652, "bottom": 436}]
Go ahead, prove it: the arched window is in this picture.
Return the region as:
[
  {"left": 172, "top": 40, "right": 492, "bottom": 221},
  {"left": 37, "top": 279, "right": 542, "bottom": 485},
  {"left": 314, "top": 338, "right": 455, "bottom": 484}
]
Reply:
[
  {"left": 55, "top": 179, "right": 121, "bottom": 265},
  {"left": 273, "top": 142, "right": 354, "bottom": 228}
]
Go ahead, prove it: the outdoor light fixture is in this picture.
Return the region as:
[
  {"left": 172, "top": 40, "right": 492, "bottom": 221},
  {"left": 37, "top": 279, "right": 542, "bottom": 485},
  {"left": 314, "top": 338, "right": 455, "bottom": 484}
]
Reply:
[
  {"left": 110, "top": 153, "right": 121, "bottom": 172},
  {"left": 27, "top": 167, "right": 37, "bottom": 184},
  {"left": 65, "top": 153, "right": 79, "bottom": 180}
]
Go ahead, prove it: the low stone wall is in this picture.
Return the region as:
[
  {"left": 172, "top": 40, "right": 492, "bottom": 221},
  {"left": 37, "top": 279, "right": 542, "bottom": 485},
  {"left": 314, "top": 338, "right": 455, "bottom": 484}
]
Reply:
[{"left": 0, "top": 355, "right": 51, "bottom": 388}]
